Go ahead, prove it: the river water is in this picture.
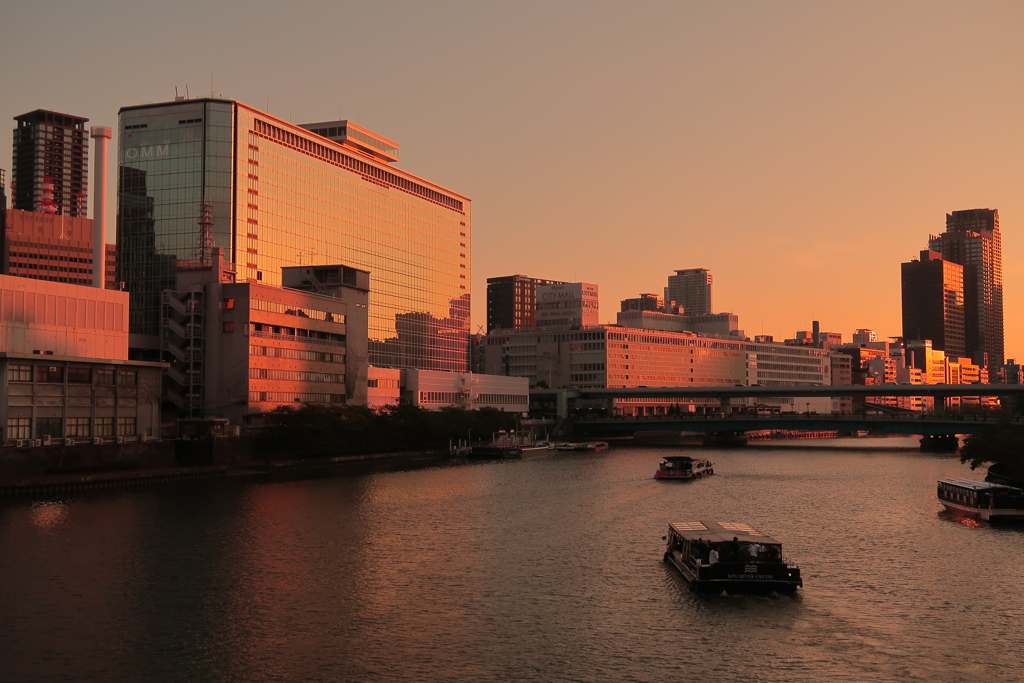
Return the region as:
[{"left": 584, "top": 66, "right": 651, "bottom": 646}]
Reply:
[{"left": 1, "top": 437, "right": 1021, "bottom": 683}]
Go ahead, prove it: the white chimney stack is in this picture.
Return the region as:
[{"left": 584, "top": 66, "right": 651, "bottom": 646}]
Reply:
[{"left": 90, "top": 126, "right": 112, "bottom": 288}]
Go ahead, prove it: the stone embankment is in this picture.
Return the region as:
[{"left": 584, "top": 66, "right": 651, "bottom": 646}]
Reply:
[{"left": 0, "top": 439, "right": 449, "bottom": 498}]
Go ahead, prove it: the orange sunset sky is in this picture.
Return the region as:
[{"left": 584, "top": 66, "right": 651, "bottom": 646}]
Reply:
[{"left": 2, "top": 1, "right": 1020, "bottom": 358}]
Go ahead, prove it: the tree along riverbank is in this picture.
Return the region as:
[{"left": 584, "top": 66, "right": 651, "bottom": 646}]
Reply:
[{"left": 0, "top": 405, "right": 519, "bottom": 497}]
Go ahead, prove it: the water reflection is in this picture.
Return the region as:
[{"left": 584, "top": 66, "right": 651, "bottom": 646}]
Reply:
[{"left": 2, "top": 443, "right": 1023, "bottom": 682}]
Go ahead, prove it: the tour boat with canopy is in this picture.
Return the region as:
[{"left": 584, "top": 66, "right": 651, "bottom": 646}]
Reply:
[
  {"left": 937, "top": 478, "right": 1024, "bottom": 523},
  {"left": 662, "top": 520, "right": 802, "bottom": 593}
]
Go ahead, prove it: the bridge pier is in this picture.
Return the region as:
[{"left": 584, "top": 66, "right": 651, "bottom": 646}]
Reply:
[
  {"left": 919, "top": 434, "right": 959, "bottom": 452},
  {"left": 703, "top": 432, "right": 749, "bottom": 448}
]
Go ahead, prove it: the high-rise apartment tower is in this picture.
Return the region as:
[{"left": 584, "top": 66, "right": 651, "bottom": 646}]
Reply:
[
  {"left": 665, "top": 268, "right": 712, "bottom": 315},
  {"left": 928, "top": 209, "right": 1003, "bottom": 369},
  {"left": 12, "top": 110, "right": 89, "bottom": 217}
]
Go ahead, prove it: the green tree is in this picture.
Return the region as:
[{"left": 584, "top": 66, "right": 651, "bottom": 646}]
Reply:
[
  {"left": 959, "top": 422, "right": 1024, "bottom": 480},
  {"left": 257, "top": 403, "right": 518, "bottom": 457}
]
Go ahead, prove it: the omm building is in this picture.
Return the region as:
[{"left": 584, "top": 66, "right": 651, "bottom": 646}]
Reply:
[{"left": 117, "top": 98, "right": 471, "bottom": 372}]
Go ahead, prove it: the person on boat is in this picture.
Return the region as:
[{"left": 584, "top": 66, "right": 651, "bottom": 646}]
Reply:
[
  {"left": 747, "top": 542, "right": 761, "bottom": 561},
  {"left": 694, "top": 538, "right": 710, "bottom": 563},
  {"left": 708, "top": 546, "right": 720, "bottom": 565},
  {"left": 728, "top": 537, "right": 741, "bottom": 560}
]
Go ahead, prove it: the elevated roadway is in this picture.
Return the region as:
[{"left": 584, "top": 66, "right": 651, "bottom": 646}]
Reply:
[
  {"left": 566, "top": 413, "right": 1005, "bottom": 439},
  {"left": 534, "top": 383, "right": 1024, "bottom": 419}
]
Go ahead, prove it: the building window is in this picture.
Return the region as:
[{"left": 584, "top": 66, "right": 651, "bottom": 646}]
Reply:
[
  {"left": 67, "top": 367, "right": 92, "bottom": 384},
  {"left": 117, "top": 416, "right": 137, "bottom": 436},
  {"left": 96, "top": 368, "right": 115, "bottom": 385},
  {"left": 7, "top": 364, "right": 31, "bottom": 382},
  {"left": 117, "top": 370, "right": 138, "bottom": 387},
  {"left": 37, "top": 366, "right": 64, "bottom": 383},
  {"left": 66, "top": 417, "right": 91, "bottom": 437},
  {"left": 223, "top": 321, "right": 235, "bottom": 333},
  {"left": 95, "top": 417, "right": 114, "bottom": 437},
  {"left": 7, "top": 417, "right": 30, "bottom": 440},
  {"left": 36, "top": 417, "right": 63, "bottom": 438}
]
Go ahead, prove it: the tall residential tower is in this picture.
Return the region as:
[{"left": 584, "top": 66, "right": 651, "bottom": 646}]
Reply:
[
  {"left": 665, "top": 268, "right": 712, "bottom": 315},
  {"left": 12, "top": 110, "right": 89, "bottom": 217},
  {"left": 928, "top": 209, "right": 1003, "bottom": 369}
]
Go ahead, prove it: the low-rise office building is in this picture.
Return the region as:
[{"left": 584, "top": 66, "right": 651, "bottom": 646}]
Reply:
[
  {"left": 163, "top": 252, "right": 369, "bottom": 427},
  {"left": 0, "top": 274, "right": 164, "bottom": 444}
]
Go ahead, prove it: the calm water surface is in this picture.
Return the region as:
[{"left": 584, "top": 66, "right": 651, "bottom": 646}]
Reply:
[{"left": 1, "top": 437, "right": 1022, "bottom": 682}]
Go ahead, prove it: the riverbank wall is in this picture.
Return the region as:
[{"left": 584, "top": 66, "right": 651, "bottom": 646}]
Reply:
[{"left": 0, "top": 439, "right": 452, "bottom": 498}]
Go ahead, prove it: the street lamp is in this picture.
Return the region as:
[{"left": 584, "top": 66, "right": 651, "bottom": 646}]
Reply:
[{"left": 805, "top": 402, "right": 810, "bottom": 415}]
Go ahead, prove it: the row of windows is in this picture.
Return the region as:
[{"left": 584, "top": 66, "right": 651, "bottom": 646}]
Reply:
[
  {"left": 475, "top": 394, "right": 529, "bottom": 405},
  {"left": 9, "top": 244, "right": 97, "bottom": 259},
  {"left": 253, "top": 119, "right": 464, "bottom": 213},
  {"left": 248, "top": 392, "right": 345, "bottom": 403},
  {"left": 249, "top": 298, "right": 345, "bottom": 324},
  {"left": 249, "top": 368, "right": 344, "bottom": 383},
  {"left": 250, "top": 323, "right": 345, "bottom": 347},
  {"left": 249, "top": 345, "right": 344, "bottom": 363},
  {"left": 8, "top": 365, "right": 137, "bottom": 386},
  {"left": 417, "top": 391, "right": 526, "bottom": 406},
  {"left": 7, "top": 416, "right": 136, "bottom": 439},
  {"left": 367, "top": 378, "right": 400, "bottom": 388},
  {"left": 419, "top": 391, "right": 462, "bottom": 404}
]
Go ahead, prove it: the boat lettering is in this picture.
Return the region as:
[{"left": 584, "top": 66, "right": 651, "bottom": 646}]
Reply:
[{"left": 727, "top": 573, "right": 775, "bottom": 580}]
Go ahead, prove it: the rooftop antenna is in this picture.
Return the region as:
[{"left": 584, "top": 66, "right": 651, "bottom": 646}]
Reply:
[
  {"left": 186, "top": 84, "right": 190, "bottom": 99},
  {"left": 210, "top": 74, "right": 214, "bottom": 97},
  {"left": 175, "top": 85, "right": 179, "bottom": 99}
]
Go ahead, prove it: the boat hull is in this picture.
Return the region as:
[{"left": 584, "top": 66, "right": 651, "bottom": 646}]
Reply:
[
  {"left": 664, "top": 551, "right": 802, "bottom": 594},
  {"left": 939, "top": 501, "right": 1024, "bottom": 522},
  {"left": 467, "top": 446, "right": 523, "bottom": 459}
]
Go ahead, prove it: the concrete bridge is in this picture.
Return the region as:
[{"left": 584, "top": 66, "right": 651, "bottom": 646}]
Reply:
[
  {"left": 529, "top": 383, "right": 1024, "bottom": 449},
  {"left": 566, "top": 413, "right": 1002, "bottom": 443}
]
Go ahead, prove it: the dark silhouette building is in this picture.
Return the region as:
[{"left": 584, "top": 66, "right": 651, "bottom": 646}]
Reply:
[
  {"left": 486, "top": 274, "right": 568, "bottom": 332},
  {"left": 12, "top": 110, "right": 89, "bottom": 217},
  {"left": 928, "top": 208, "right": 1003, "bottom": 369},
  {"left": 901, "top": 249, "right": 965, "bottom": 359}
]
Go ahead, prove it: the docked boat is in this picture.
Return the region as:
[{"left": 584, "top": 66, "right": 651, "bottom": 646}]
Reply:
[
  {"left": 654, "top": 456, "right": 713, "bottom": 480},
  {"left": 662, "top": 520, "right": 802, "bottom": 593},
  {"left": 937, "top": 478, "right": 1024, "bottom": 522},
  {"left": 467, "top": 445, "right": 523, "bottom": 459},
  {"left": 555, "top": 441, "right": 609, "bottom": 452}
]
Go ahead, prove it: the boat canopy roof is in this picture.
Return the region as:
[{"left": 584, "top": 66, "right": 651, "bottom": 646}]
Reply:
[
  {"left": 939, "top": 478, "right": 1024, "bottom": 493},
  {"left": 661, "top": 456, "right": 707, "bottom": 463},
  {"left": 668, "top": 521, "right": 781, "bottom": 545}
]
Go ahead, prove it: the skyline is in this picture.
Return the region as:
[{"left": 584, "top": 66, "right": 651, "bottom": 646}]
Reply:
[{"left": 2, "top": 1, "right": 1020, "bottom": 358}]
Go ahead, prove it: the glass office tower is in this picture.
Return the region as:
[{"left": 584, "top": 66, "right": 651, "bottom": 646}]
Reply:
[{"left": 117, "top": 98, "right": 471, "bottom": 372}]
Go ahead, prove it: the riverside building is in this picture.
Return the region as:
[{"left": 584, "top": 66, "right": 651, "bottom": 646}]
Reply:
[
  {"left": 482, "top": 325, "right": 832, "bottom": 415},
  {"left": 117, "top": 98, "right": 471, "bottom": 373},
  {"left": 0, "top": 274, "right": 164, "bottom": 444}
]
